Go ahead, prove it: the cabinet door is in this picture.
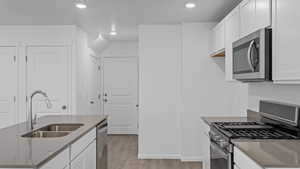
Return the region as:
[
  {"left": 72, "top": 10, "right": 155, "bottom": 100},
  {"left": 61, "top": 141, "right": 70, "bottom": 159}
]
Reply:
[
  {"left": 39, "top": 148, "right": 69, "bottom": 169},
  {"left": 71, "top": 140, "right": 96, "bottom": 169},
  {"left": 0, "top": 46, "right": 17, "bottom": 128},
  {"left": 255, "top": 0, "right": 271, "bottom": 29},
  {"left": 225, "top": 6, "right": 240, "bottom": 81},
  {"left": 84, "top": 140, "right": 96, "bottom": 169},
  {"left": 71, "top": 152, "right": 85, "bottom": 169},
  {"left": 240, "top": 0, "right": 256, "bottom": 37},
  {"left": 88, "top": 57, "right": 102, "bottom": 115},
  {"left": 273, "top": 0, "right": 300, "bottom": 83},
  {"left": 26, "top": 46, "right": 70, "bottom": 116},
  {"left": 212, "top": 21, "right": 225, "bottom": 54}
]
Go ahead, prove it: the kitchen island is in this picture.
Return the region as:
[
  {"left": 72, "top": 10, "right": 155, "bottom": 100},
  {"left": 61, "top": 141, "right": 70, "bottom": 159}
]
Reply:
[{"left": 0, "top": 115, "right": 106, "bottom": 169}]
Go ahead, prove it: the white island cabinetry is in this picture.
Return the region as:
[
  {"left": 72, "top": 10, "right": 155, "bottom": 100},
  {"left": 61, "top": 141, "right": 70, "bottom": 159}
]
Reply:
[{"left": 3, "top": 128, "right": 98, "bottom": 169}]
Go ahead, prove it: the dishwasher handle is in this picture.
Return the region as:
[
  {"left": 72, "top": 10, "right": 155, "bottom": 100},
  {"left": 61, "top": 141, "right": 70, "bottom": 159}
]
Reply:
[{"left": 97, "top": 120, "right": 108, "bottom": 130}]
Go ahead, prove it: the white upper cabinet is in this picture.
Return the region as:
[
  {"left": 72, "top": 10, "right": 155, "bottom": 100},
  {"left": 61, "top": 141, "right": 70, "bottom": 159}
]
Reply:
[
  {"left": 256, "top": 0, "right": 271, "bottom": 29},
  {"left": 240, "top": 0, "right": 256, "bottom": 37},
  {"left": 225, "top": 6, "right": 240, "bottom": 81},
  {"left": 211, "top": 20, "right": 225, "bottom": 56},
  {"left": 272, "top": 0, "right": 300, "bottom": 83},
  {"left": 240, "top": 0, "right": 271, "bottom": 37}
]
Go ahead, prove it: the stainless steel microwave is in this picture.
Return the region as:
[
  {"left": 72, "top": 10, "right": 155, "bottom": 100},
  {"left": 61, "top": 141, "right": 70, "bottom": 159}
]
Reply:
[{"left": 232, "top": 28, "right": 272, "bottom": 82}]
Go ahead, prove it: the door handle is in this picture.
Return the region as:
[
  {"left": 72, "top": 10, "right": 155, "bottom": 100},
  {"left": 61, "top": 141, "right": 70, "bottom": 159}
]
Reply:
[
  {"left": 103, "top": 98, "right": 108, "bottom": 103},
  {"left": 62, "top": 105, "right": 67, "bottom": 110},
  {"left": 247, "top": 40, "right": 255, "bottom": 72},
  {"left": 90, "top": 101, "right": 95, "bottom": 104}
]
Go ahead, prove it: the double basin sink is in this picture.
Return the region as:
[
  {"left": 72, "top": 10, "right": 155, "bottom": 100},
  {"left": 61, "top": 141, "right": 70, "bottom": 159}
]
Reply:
[{"left": 22, "top": 124, "right": 84, "bottom": 138}]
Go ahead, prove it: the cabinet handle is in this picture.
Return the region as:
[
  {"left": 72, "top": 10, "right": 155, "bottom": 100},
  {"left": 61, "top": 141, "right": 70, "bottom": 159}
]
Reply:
[{"left": 62, "top": 105, "right": 67, "bottom": 110}]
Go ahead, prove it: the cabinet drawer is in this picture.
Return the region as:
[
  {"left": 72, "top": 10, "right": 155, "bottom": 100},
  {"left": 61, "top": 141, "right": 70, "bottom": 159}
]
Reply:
[
  {"left": 71, "top": 128, "right": 96, "bottom": 160},
  {"left": 39, "top": 148, "right": 69, "bottom": 169},
  {"left": 234, "top": 147, "right": 263, "bottom": 169}
]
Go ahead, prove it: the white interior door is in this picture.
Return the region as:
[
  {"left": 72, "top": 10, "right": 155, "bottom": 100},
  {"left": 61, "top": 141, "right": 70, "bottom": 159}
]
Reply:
[
  {"left": 0, "top": 46, "right": 17, "bottom": 128},
  {"left": 88, "top": 56, "right": 101, "bottom": 115},
  {"left": 103, "top": 57, "right": 138, "bottom": 134},
  {"left": 26, "top": 46, "right": 70, "bottom": 117}
]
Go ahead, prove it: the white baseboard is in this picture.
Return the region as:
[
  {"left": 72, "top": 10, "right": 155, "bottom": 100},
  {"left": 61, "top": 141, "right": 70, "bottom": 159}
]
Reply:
[
  {"left": 180, "top": 156, "right": 204, "bottom": 162},
  {"left": 108, "top": 127, "right": 138, "bottom": 135},
  {"left": 138, "top": 154, "right": 180, "bottom": 159}
]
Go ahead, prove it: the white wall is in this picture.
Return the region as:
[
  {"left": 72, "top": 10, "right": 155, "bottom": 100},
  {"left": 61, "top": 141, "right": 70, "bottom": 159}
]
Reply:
[
  {"left": 138, "top": 25, "right": 182, "bottom": 159},
  {"left": 248, "top": 83, "right": 300, "bottom": 111},
  {"left": 138, "top": 23, "right": 248, "bottom": 161},
  {"left": 101, "top": 40, "right": 138, "bottom": 57},
  {"left": 0, "top": 26, "right": 100, "bottom": 122},
  {"left": 0, "top": 25, "right": 77, "bottom": 123},
  {"left": 181, "top": 23, "right": 248, "bottom": 161},
  {"left": 75, "top": 29, "right": 97, "bottom": 115}
]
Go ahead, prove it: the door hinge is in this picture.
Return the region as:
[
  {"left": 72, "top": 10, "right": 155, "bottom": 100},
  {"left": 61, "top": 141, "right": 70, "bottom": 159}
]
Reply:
[
  {"left": 25, "top": 56, "right": 28, "bottom": 63},
  {"left": 26, "top": 96, "right": 28, "bottom": 102},
  {"left": 13, "top": 56, "right": 16, "bottom": 63},
  {"left": 13, "top": 96, "right": 16, "bottom": 103},
  {"left": 98, "top": 66, "right": 101, "bottom": 70}
]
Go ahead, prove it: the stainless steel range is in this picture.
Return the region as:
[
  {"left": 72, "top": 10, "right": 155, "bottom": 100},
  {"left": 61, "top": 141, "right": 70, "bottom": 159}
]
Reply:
[{"left": 209, "top": 100, "right": 300, "bottom": 169}]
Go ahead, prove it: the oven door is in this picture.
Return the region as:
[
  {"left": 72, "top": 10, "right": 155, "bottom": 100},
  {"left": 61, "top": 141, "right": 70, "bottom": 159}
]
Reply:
[{"left": 210, "top": 141, "right": 232, "bottom": 169}]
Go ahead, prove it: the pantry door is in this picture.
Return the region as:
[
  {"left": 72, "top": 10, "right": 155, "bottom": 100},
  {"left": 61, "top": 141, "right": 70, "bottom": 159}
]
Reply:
[
  {"left": 26, "top": 46, "right": 70, "bottom": 117},
  {"left": 88, "top": 56, "right": 102, "bottom": 115},
  {"left": 103, "top": 57, "right": 138, "bottom": 134},
  {"left": 0, "top": 46, "right": 18, "bottom": 128}
]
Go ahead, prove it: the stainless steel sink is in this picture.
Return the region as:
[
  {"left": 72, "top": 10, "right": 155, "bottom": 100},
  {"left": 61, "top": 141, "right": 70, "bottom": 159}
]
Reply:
[
  {"left": 22, "top": 131, "right": 70, "bottom": 138},
  {"left": 22, "top": 123, "right": 83, "bottom": 138},
  {"left": 38, "top": 123, "right": 84, "bottom": 132}
]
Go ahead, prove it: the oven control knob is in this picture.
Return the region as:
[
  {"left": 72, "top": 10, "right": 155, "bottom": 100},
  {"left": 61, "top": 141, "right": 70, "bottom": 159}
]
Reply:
[
  {"left": 214, "top": 135, "right": 222, "bottom": 141},
  {"left": 219, "top": 141, "right": 229, "bottom": 148}
]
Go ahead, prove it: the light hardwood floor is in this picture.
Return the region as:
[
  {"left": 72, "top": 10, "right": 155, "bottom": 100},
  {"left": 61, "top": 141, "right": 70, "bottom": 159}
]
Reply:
[{"left": 108, "top": 135, "right": 202, "bottom": 169}]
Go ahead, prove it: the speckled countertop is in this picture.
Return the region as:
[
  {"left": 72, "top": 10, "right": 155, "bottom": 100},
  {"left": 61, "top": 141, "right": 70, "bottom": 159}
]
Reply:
[
  {"left": 201, "top": 116, "right": 300, "bottom": 168},
  {"left": 233, "top": 140, "right": 300, "bottom": 168},
  {"left": 0, "top": 115, "right": 106, "bottom": 168}
]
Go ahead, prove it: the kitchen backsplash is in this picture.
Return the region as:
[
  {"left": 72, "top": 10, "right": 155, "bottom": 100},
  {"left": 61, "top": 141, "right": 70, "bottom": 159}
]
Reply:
[{"left": 248, "top": 83, "right": 300, "bottom": 111}]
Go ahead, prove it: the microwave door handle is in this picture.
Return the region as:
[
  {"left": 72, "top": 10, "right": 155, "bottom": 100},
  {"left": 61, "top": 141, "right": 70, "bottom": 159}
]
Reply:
[{"left": 247, "top": 40, "right": 255, "bottom": 72}]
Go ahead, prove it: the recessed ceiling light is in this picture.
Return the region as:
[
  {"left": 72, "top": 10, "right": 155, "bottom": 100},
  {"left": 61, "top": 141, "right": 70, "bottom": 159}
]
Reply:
[
  {"left": 110, "top": 31, "right": 117, "bottom": 36},
  {"left": 75, "top": 3, "right": 87, "bottom": 9},
  {"left": 185, "top": 3, "right": 196, "bottom": 8}
]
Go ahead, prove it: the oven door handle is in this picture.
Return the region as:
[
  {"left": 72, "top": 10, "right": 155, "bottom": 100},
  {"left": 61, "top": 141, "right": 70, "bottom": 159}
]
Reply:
[
  {"left": 247, "top": 40, "right": 255, "bottom": 72},
  {"left": 210, "top": 140, "right": 229, "bottom": 158},
  {"left": 210, "top": 140, "right": 232, "bottom": 169}
]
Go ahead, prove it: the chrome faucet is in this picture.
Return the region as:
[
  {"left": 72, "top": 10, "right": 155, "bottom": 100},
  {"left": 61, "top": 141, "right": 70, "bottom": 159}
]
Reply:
[{"left": 29, "top": 90, "right": 52, "bottom": 130}]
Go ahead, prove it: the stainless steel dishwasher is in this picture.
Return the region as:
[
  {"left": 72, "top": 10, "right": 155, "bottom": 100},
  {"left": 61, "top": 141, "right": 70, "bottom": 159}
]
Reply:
[{"left": 97, "top": 119, "right": 108, "bottom": 169}]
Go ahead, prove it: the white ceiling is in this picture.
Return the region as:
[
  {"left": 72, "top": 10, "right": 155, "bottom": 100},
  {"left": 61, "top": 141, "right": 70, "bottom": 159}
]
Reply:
[{"left": 0, "top": 0, "right": 241, "bottom": 40}]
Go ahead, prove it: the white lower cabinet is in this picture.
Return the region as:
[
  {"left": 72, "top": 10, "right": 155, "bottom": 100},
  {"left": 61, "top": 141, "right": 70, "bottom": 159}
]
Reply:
[
  {"left": 37, "top": 128, "right": 96, "bottom": 169},
  {"left": 70, "top": 150, "right": 85, "bottom": 169},
  {"left": 70, "top": 128, "right": 97, "bottom": 169},
  {"left": 39, "top": 148, "right": 69, "bottom": 169},
  {"left": 71, "top": 140, "right": 97, "bottom": 169},
  {"left": 234, "top": 147, "right": 262, "bottom": 169}
]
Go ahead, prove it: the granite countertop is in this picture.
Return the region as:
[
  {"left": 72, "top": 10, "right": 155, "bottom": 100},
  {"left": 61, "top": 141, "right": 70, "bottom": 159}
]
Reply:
[
  {"left": 201, "top": 116, "right": 257, "bottom": 125},
  {"left": 233, "top": 140, "right": 300, "bottom": 168},
  {"left": 0, "top": 115, "right": 106, "bottom": 168}
]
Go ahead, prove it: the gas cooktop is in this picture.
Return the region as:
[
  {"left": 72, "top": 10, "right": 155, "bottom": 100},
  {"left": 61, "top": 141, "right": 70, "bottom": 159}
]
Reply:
[{"left": 212, "top": 122, "right": 297, "bottom": 139}]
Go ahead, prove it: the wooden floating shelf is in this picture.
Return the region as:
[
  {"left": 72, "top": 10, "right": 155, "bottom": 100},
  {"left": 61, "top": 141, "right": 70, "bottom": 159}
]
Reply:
[{"left": 210, "top": 49, "right": 225, "bottom": 58}]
